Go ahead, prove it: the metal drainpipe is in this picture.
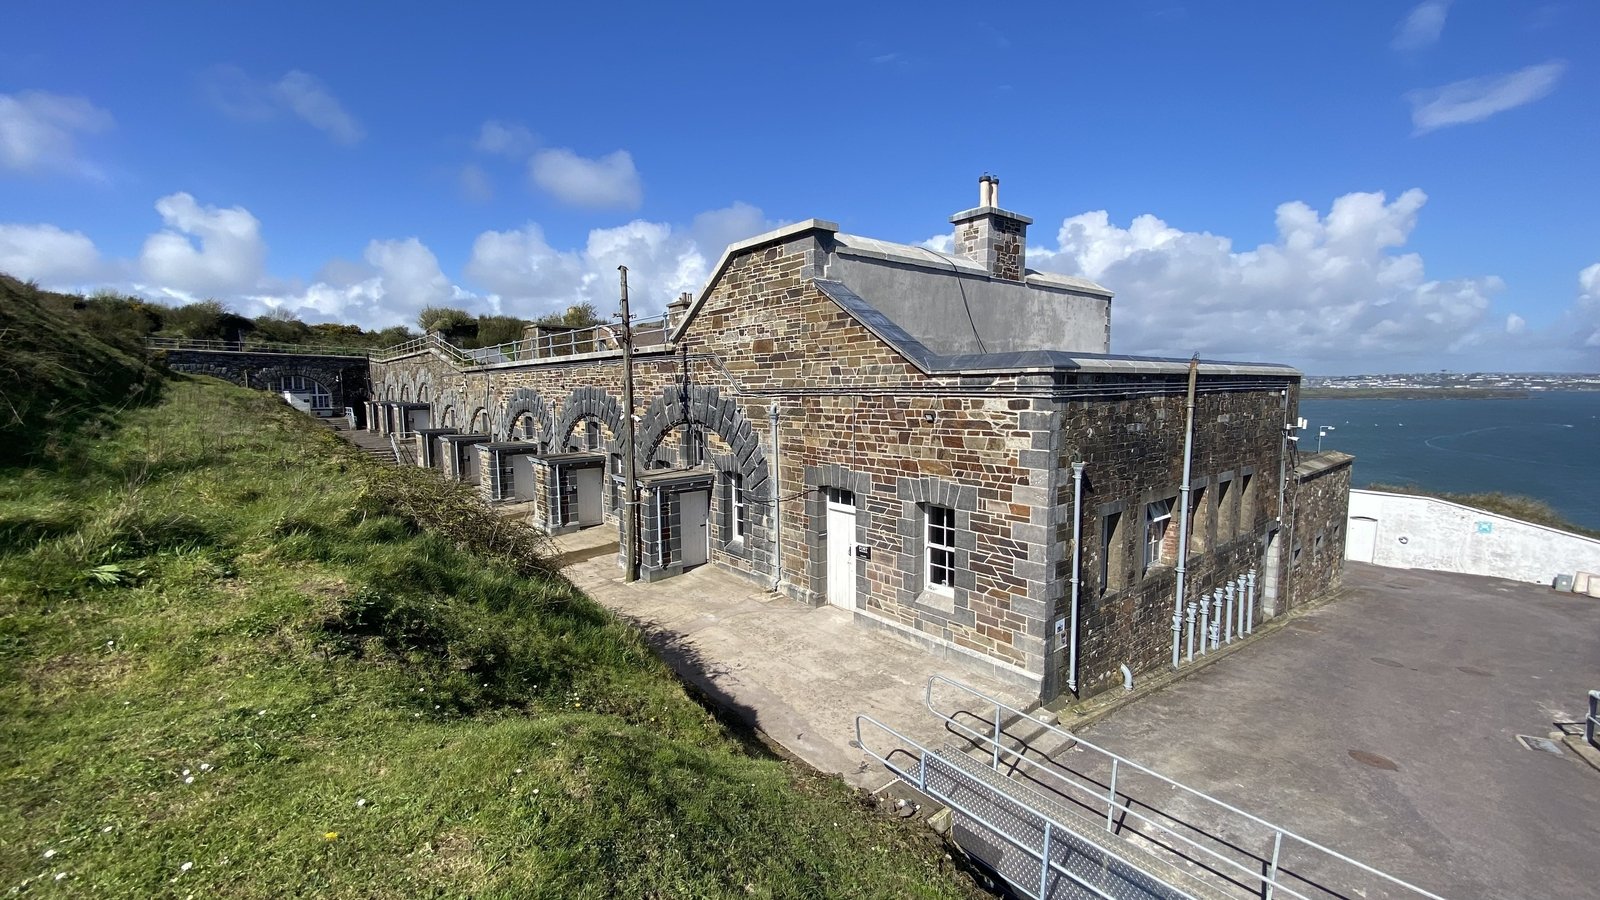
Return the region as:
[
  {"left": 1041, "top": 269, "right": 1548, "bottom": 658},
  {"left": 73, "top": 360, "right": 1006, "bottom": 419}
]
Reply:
[
  {"left": 1068, "top": 461, "right": 1085, "bottom": 695},
  {"left": 769, "top": 403, "right": 783, "bottom": 592},
  {"left": 1172, "top": 356, "right": 1199, "bottom": 670}
]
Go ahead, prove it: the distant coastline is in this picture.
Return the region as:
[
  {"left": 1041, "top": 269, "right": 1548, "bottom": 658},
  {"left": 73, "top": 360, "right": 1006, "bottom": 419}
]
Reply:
[{"left": 1302, "top": 387, "right": 1530, "bottom": 400}]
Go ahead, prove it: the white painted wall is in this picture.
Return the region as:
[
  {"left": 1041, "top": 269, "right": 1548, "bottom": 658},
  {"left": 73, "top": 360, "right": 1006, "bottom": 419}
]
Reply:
[{"left": 1346, "top": 489, "right": 1600, "bottom": 585}]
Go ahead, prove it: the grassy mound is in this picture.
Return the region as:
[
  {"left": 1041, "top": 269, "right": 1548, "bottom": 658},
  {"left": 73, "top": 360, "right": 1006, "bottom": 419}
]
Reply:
[
  {"left": 1365, "top": 483, "right": 1600, "bottom": 539},
  {"left": 0, "top": 380, "right": 978, "bottom": 898},
  {"left": 0, "top": 276, "right": 164, "bottom": 467}
]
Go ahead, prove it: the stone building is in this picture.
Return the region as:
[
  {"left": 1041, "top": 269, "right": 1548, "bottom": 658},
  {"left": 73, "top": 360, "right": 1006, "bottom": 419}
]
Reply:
[{"left": 364, "top": 178, "right": 1346, "bottom": 702}]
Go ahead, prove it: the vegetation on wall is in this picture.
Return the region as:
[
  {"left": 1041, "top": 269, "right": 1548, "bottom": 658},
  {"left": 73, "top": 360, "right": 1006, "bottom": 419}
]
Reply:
[{"left": 1365, "top": 483, "right": 1600, "bottom": 539}]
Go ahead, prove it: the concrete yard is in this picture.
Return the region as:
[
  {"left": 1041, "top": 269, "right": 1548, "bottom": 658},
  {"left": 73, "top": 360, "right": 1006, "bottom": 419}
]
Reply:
[
  {"left": 549, "top": 525, "right": 1036, "bottom": 791},
  {"left": 1059, "top": 563, "right": 1600, "bottom": 899}
]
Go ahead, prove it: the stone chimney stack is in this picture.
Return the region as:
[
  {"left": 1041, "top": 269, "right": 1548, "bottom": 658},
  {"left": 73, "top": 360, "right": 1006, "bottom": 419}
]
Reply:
[{"left": 950, "top": 173, "right": 1032, "bottom": 281}]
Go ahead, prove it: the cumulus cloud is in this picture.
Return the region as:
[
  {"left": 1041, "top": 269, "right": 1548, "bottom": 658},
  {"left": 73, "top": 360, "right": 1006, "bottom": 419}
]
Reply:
[
  {"left": 0, "top": 224, "right": 103, "bottom": 282},
  {"left": 475, "top": 120, "right": 537, "bottom": 157},
  {"left": 0, "top": 90, "right": 113, "bottom": 178},
  {"left": 1573, "top": 263, "right": 1600, "bottom": 349},
  {"left": 139, "top": 192, "right": 267, "bottom": 298},
  {"left": 465, "top": 202, "right": 776, "bottom": 319},
  {"left": 1021, "top": 188, "right": 1516, "bottom": 372},
  {"left": 206, "top": 67, "right": 363, "bottom": 145},
  {"left": 1392, "top": 1, "right": 1450, "bottom": 51},
  {"left": 528, "top": 148, "right": 642, "bottom": 210},
  {"left": 1407, "top": 61, "right": 1565, "bottom": 134}
]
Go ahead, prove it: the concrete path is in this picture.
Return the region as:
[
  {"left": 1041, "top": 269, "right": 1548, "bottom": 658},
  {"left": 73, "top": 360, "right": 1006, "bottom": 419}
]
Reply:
[
  {"left": 551, "top": 525, "right": 1034, "bottom": 790},
  {"left": 987, "top": 563, "right": 1600, "bottom": 899}
]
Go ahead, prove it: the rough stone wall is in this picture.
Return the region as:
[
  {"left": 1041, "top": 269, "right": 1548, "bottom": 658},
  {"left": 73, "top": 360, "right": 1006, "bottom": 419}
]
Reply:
[
  {"left": 1286, "top": 454, "right": 1352, "bottom": 609},
  {"left": 1060, "top": 382, "right": 1292, "bottom": 699},
  {"left": 951, "top": 214, "right": 1026, "bottom": 281},
  {"left": 163, "top": 350, "right": 369, "bottom": 414}
]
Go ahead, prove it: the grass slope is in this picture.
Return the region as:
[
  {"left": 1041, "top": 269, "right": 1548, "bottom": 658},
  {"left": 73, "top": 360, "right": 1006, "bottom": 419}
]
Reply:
[
  {"left": 0, "top": 380, "right": 979, "bottom": 898},
  {"left": 0, "top": 277, "right": 163, "bottom": 468}
]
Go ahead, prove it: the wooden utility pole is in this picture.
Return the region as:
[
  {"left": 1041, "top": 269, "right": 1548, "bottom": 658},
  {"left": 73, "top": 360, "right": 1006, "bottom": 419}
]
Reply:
[{"left": 619, "top": 266, "right": 639, "bottom": 582}]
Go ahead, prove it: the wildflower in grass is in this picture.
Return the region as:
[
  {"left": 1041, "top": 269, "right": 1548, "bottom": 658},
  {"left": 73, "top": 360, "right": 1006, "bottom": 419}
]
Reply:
[
  {"left": 101, "top": 825, "right": 113, "bottom": 833},
  {"left": 54, "top": 873, "right": 66, "bottom": 881},
  {"left": 182, "top": 768, "right": 191, "bottom": 776},
  {"left": 199, "top": 763, "right": 212, "bottom": 772},
  {"left": 43, "top": 849, "right": 55, "bottom": 859},
  {"left": 179, "top": 862, "right": 193, "bottom": 873},
  {"left": 324, "top": 832, "right": 338, "bottom": 841},
  {"left": 356, "top": 798, "right": 367, "bottom": 808},
  {"left": 184, "top": 776, "right": 194, "bottom": 784},
  {"left": 257, "top": 709, "right": 266, "bottom": 716}
]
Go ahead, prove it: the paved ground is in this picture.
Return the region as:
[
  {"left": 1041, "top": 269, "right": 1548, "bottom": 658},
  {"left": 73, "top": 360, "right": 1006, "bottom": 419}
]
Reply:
[
  {"left": 550, "top": 526, "right": 1034, "bottom": 790},
  {"left": 1043, "top": 563, "right": 1600, "bottom": 899}
]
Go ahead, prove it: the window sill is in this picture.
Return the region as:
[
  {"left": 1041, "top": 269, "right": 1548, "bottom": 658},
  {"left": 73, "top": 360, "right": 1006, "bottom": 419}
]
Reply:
[{"left": 916, "top": 587, "right": 956, "bottom": 615}]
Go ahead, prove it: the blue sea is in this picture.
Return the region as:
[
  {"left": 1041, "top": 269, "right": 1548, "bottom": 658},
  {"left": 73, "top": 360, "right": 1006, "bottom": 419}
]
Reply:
[{"left": 1299, "top": 391, "right": 1600, "bottom": 532}]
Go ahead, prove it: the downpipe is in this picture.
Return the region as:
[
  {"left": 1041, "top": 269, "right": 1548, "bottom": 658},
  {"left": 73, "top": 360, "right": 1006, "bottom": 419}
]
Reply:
[
  {"left": 1068, "top": 461, "right": 1085, "bottom": 694},
  {"left": 769, "top": 403, "right": 783, "bottom": 592},
  {"left": 1172, "top": 356, "right": 1199, "bottom": 670}
]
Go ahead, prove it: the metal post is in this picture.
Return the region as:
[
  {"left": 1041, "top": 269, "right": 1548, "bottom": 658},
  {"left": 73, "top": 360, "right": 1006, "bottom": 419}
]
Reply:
[
  {"left": 993, "top": 703, "right": 1002, "bottom": 769},
  {"left": 1106, "top": 759, "right": 1119, "bottom": 832},
  {"left": 1185, "top": 602, "right": 1197, "bottom": 662},
  {"left": 1588, "top": 691, "right": 1599, "bottom": 749},
  {"left": 1236, "top": 576, "right": 1248, "bottom": 636},
  {"left": 1039, "top": 822, "right": 1053, "bottom": 900},
  {"left": 1211, "top": 589, "right": 1223, "bottom": 649},
  {"left": 1199, "top": 600, "right": 1210, "bottom": 655},
  {"left": 1246, "top": 569, "right": 1257, "bottom": 633},
  {"left": 619, "top": 267, "right": 639, "bottom": 583},
  {"left": 1265, "top": 831, "right": 1284, "bottom": 900},
  {"left": 1225, "top": 583, "right": 1235, "bottom": 644}
]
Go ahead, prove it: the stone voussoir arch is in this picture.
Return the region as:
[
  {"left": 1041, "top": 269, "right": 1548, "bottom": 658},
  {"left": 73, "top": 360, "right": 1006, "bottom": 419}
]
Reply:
[
  {"left": 253, "top": 365, "right": 335, "bottom": 393},
  {"left": 434, "top": 387, "right": 465, "bottom": 428},
  {"left": 552, "top": 386, "right": 627, "bottom": 452},
  {"left": 636, "top": 384, "right": 770, "bottom": 494},
  {"left": 501, "top": 387, "right": 553, "bottom": 443}
]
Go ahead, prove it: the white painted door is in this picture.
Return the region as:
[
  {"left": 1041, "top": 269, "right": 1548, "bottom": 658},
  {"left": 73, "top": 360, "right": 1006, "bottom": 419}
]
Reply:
[
  {"left": 576, "top": 468, "right": 604, "bottom": 526},
  {"left": 1347, "top": 516, "right": 1379, "bottom": 563},
  {"left": 826, "top": 489, "right": 857, "bottom": 610},
  {"left": 680, "top": 490, "right": 710, "bottom": 567}
]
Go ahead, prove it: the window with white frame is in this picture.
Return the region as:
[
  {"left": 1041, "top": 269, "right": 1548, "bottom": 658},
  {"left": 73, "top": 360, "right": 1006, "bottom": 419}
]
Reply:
[
  {"left": 926, "top": 504, "right": 956, "bottom": 592},
  {"left": 1145, "top": 498, "right": 1174, "bottom": 571},
  {"left": 272, "top": 375, "right": 331, "bottom": 410},
  {"left": 730, "top": 473, "right": 747, "bottom": 540}
]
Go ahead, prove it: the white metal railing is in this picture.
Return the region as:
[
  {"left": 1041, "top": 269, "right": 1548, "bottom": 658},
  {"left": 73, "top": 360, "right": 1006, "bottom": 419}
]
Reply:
[
  {"left": 145, "top": 336, "right": 373, "bottom": 357},
  {"left": 923, "top": 676, "right": 1449, "bottom": 900},
  {"left": 1587, "top": 691, "right": 1599, "bottom": 749},
  {"left": 854, "top": 714, "right": 1194, "bottom": 900}
]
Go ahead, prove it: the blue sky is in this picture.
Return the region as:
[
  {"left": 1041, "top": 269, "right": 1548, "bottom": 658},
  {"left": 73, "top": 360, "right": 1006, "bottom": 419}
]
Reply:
[{"left": 2, "top": 1, "right": 1596, "bottom": 374}]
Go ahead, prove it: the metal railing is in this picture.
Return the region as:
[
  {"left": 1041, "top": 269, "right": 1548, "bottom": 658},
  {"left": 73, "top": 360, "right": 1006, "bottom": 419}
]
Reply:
[
  {"left": 145, "top": 336, "right": 374, "bottom": 358},
  {"left": 922, "top": 676, "right": 1448, "bottom": 900},
  {"left": 1587, "top": 691, "right": 1599, "bottom": 749},
  {"left": 854, "top": 714, "right": 1195, "bottom": 900}
]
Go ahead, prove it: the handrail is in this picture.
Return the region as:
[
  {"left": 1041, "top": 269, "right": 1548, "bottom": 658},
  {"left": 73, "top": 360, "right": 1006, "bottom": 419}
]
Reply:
[
  {"left": 854, "top": 713, "right": 1193, "bottom": 900},
  {"left": 924, "top": 675, "right": 1449, "bottom": 900},
  {"left": 144, "top": 336, "right": 375, "bottom": 357}
]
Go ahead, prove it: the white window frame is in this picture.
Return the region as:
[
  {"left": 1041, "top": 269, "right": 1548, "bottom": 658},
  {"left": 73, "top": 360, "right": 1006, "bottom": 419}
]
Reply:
[
  {"left": 925, "top": 504, "right": 956, "bottom": 593},
  {"left": 731, "top": 473, "right": 747, "bottom": 540},
  {"left": 1145, "top": 498, "right": 1173, "bottom": 571}
]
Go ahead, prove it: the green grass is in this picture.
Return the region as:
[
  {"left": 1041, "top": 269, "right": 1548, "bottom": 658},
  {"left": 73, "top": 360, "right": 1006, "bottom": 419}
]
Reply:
[
  {"left": 0, "top": 379, "right": 979, "bottom": 898},
  {"left": 1365, "top": 482, "right": 1600, "bottom": 539}
]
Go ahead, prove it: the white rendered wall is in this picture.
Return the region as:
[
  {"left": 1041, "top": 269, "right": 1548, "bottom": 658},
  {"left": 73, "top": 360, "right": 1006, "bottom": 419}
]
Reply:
[{"left": 1346, "top": 489, "right": 1600, "bottom": 585}]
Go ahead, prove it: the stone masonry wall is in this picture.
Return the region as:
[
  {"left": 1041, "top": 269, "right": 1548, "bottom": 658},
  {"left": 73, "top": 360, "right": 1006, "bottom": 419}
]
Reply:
[
  {"left": 1286, "top": 453, "right": 1352, "bottom": 610},
  {"left": 1061, "top": 382, "right": 1293, "bottom": 698}
]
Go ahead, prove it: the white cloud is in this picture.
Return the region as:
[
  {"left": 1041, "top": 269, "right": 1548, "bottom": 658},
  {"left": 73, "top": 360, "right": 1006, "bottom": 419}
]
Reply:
[
  {"left": 0, "top": 224, "right": 102, "bottom": 282},
  {"left": 206, "top": 67, "right": 363, "bottom": 145},
  {"left": 1392, "top": 1, "right": 1451, "bottom": 51},
  {"left": 474, "top": 120, "right": 537, "bottom": 157},
  {"left": 1505, "top": 312, "right": 1526, "bottom": 334},
  {"left": 272, "top": 71, "right": 364, "bottom": 145},
  {"left": 139, "top": 192, "right": 266, "bottom": 298},
  {"left": 1574, "top": 263, "right": 1600, "bottom": 349},
  {"left": 465, "top": 202, "right": 776, "bottom": 319},
  {"left": 528, "top": 148, "right": 642, "bottom": 210},
  {"left": 1022, "top": 188, "right": 1517, "bottom": 372},
  {"left": 0, "top": 91, "right": 113, "bottom": 178},
  {"left": 1407, "top": 61, "right": 1565, "bottom": 134}
]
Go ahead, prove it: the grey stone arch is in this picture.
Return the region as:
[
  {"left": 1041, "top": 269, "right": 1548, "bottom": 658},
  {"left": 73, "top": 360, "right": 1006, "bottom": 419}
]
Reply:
[
  {"left": 380, "top": 373, "right": 402, "bottom": 401},
  {"left": 468, "top": 406, "right": 491, "bottom": 434},
  {"left": 501, "top": 387, "right": 553, "bottom": 444},
  {"left": 253, "top": 364, "right": 334, "bottom": 395},
  {"left": 412, "top": 370, "right": 434, "bottom": 404},
  {"left": 635, "top": 384, "right": 774, "bottom": 572},
  {"left": 552, "top": 386, "right": 626, "bottom": 453},
  {"left": 170, "top": 362, "right": 244, "bottom": 385},
  {"left": 434, "top": 387, "right": 465, "bottom": 428}
]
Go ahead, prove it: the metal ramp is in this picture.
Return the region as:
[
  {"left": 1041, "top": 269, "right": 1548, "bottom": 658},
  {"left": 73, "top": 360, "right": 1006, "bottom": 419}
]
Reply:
[{"left": 855, "top": 677, "right": 1451, "bottom": 900}]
